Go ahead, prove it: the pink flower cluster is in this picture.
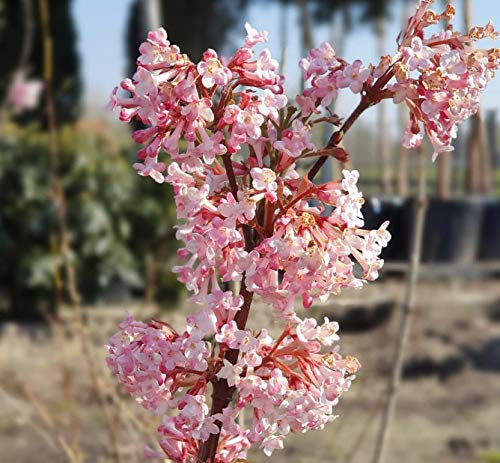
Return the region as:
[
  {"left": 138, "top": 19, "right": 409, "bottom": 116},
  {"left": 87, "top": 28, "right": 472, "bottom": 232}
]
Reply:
[
  {"left": 170, "top": 160, "right": 389, "bottom": 317},
  {"left": 392, "top": 2, "right": 499, "bottom": 159},
  {"left": 107, "top": 313, "right": 251, "bottom": 462},
  {"left": 108, "top": 23, "right": 282, "bottom": 183},
  {"left": 299, "top": 42, "right": 372, "bottom": 115},
  {"left": 298, "top": 1, "right": 499, "bottom": 160},
  {"left": 245, "top": 169, "right": 390, "bottom": 315},
  {"left": 107, "top": 313, "right": 359, "bottom": 461},
  {"left": 107, "top": 22, "right": 383, "bottom": 462},
  {"left": 220, "top": 317, "right": 360, "bottom": 456},
  {"left": 106, "top": 3, "right": 499, "bottom": 462}
]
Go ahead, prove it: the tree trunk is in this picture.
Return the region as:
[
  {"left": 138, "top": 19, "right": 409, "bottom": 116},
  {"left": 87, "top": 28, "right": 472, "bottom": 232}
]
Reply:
[
  {"left": 376, "top": 18, "right": 391, "bottom": 194},
  {"left": 143, "top": 0, "right": 161, "bottom": 30},
  {"left": 320, "top": 13, "right": 344, "bottom": 183},
  {"left": 279, "top": 1, "right": 289, "bottom": 75},
  {"left": 463, "top": 0, "right": 492, "bottom": 194},
  {"left": 297, "top": 0, "right": 313, "bottom": 93},
  {"left": 486, "top": 110, "right": 499, "bottom": 170},
  {"left": 437, "top": 153, "right": 451, "bottom": 198}
]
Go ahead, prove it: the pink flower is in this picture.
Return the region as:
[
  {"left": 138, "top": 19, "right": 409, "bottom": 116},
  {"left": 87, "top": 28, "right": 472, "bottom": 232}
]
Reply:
[
  {"left": 405, "top": 37, "right": 434, "bottom": 70},
  {"left": 300, "top": 41, "right": 338, "bottom": 80},
  {"left": 250, "top": 167, "right": 278, "bottom": 197},
  {"left": 439, "top": 50, "right": 467, "bottom": 79},
  {"left": 197, "top": 49, "right": 232, "bottom": 88},
  {"left": 295, "top": 318, "right": 319, "bottom": 344},
  {"left": 255, "top": 49, "right": 279, "bottom": 81},
  {"left": 133, "top": 157, "right": 166, "bottom": 183},
  {"left": 296, "top": 94, "right": 320, "bottom": 116},
  {"left": 217, "top": 359, "right": 243, "bottom": 387},
  {"left": 261, "top": 435, "right": 284, "bottom": 456},
  {"left": 8, "top": 73, "right": 42, "bottom": 111},
  {"left": 257, "top": 89, "right": 287, "bottom": 121},
  {"left": 337, "top": 59, "right": 371, "bottom": 94},
  {"left": 218, "top": 192, "right": 257, "bottom": 227},
  {"left": 181, "top": 97, "right": 214, "bottom": 123},
  {"left": 310, "top": 73, "right": 339, "bottom": 107},
  {"left": 317, "top": 317, "right": 340, "bottom": 346},
  {"left": 274, "top": 120, "right": 315, "bottom": 158},
  {"left": 235, "top": 107, "right": 265, "bottom": 139},
  {"left": 215, "top": 321, "right": 239, "bottom": 347},
  {"left": 195, "top": 130, "right": 227, "bottom": 164},
  {"left": 244, "top": 22, "right": 268, "bottom": 47}
]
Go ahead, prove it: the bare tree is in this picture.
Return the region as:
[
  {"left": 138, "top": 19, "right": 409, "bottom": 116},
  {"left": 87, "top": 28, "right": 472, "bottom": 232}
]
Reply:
[
  {"left": 297, "top": 0, "right": 314, "bottom": 93},
  {"left": 464, "top": 0, "right": 492, "bottom": 194}
]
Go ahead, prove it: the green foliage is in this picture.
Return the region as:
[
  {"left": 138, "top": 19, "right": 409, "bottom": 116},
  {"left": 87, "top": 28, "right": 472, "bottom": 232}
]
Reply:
[{"left": 0, "top": 123, "right": 181, "bottom": 319}]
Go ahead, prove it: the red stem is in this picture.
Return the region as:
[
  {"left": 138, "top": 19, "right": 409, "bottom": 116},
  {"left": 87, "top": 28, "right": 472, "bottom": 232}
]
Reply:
[{"left": 198, "top": 66, "right": 397, "bottom": 463}]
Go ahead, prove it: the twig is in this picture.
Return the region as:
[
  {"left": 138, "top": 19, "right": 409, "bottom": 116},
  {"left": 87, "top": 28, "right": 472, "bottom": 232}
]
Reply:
[
  {"left": 21, "top": 384, "right": 81, "bottom": 463},
  {"left": 371, "top": 147, "right": 427, "bottom": 463},
  {"left": 44, "top": 311, "right": 82, "bottom": 461},
  {"left": 307, "top": 98, "right": 370, "bottom": 180},
  {"left": 342, "top": 399, "right": 382, "bottom": 463},
  {"left": 0, "top": 385, "right": 59, "bottom": 453}
]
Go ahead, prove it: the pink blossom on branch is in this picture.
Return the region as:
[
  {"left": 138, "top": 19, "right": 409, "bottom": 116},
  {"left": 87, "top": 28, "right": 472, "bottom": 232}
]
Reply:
[{"left": 106, "top": 4, "right": 499, "bottom": 462}]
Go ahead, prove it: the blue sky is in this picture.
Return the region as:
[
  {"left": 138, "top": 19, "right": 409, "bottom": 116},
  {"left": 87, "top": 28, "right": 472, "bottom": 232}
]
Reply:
[{"left": 74, "top": 0, "right": 500, "bottom": 129}]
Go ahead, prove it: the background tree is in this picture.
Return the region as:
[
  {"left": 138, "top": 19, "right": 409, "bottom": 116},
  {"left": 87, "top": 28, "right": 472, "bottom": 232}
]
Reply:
[
  {"left": 0, "top": 0, "right": 81, "bottom": 124},
  {"left": 126, "top": 0, "right": 247, "bottom": 75},
  {"left": 361, "top": 0, "right": 394, "bottom": 193},
  {"left": 464, "top": 0, "right": 492, "bottom": 194},
  {"left": 307, "top": 0, "right": 394, "bottom": 185}
]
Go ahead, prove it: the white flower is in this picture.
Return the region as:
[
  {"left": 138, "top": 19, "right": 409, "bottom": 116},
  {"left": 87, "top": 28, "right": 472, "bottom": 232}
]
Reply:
[{"left": 216, "top": 359, "right": 243, "bottom": 387}]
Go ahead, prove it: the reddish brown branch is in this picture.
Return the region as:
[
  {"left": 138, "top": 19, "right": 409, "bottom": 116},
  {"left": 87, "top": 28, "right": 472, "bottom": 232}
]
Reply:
[
  {"left": 307, "top": 98, "right": 370, "bottom": 180},
  {"left": 307, "top": 72, "right": 395, "bottom": 182},
  {"left": 197, "top": 155, "right": 255, "bottom": 463}
]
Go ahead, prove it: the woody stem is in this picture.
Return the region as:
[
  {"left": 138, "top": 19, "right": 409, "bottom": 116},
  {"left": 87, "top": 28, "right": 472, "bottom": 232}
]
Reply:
[{"left": 197, "top": 155, "right": 254, "bottom": 463}]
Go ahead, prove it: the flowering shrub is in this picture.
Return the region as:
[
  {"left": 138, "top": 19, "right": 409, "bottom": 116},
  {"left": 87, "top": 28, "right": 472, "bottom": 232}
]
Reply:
[{"left": 106, "top": 2, "right": 498, "bottom": 462}]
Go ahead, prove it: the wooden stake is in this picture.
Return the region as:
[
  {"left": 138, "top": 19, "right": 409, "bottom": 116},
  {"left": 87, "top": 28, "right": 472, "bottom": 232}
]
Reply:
[{"left": 372, "top": 147, "right": 427, "bottom": 463}]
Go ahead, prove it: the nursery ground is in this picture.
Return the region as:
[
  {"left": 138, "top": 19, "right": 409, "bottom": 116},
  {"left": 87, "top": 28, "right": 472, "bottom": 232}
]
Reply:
[{"left": 1, "top": 277, "right": 500, "bottom": 463}]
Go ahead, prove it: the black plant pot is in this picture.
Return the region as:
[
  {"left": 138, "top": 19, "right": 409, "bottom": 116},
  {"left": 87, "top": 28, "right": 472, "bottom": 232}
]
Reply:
[
  {"left": 405, "top": 197, "right": 485, "bottom": 264},
  {"left": 478, "top": 199, "right": 500, "bottom": 261},
  {"left": 362, "top": 197, "right": 409, "bottom": 261}
]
